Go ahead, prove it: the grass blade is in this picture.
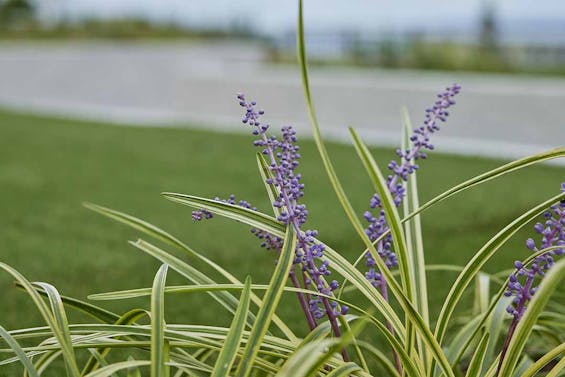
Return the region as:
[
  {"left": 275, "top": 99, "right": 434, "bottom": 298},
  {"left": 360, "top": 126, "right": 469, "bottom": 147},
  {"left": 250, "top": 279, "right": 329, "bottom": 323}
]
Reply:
[
  {"left": 296, "top": 3, "right": 454, "bottom": 375},
  {"left": 127, "top": 237, "right": 268, "bottom": 336},
  {"left": 482, "top": 294, "right": 510, "bottom": 372},
  {"left": 162, "top": 191, "right": 453, "bottom": 373},
  {"left": 297, "top": 0, "right": 387, "bottom": 296},
  {"left": 520, "top": 343, "right": 565, "bottom": 377},
  {"left": 0, "top": 263, "right": 81, "bottom": 376},
  {"left": 448, "top": 246, "right": 564, "bottom": 368},
  {"left": 84, "top": 202, "right": 297, "bottom": 343},
  {"left": 431, "top": 194, "right": 565, "bottom": 376},
  {"left": 354, "top": 341, "right": 401, "bottom": 377},
  {"left": 277, "top": 318, "right": 373, "bottom": 377},
  {"left": 406, "top": 147, "right": 565, "bottom": 223},
  {"left": 337, "top": 316, "right": 369, "bottom": 372},
  {"left": 86, "top": 281, "right": 422, "bottom": 373},
  {"left": 163, "top": 192, "right": 407, "bottom": 338},
  {"left": 162, "top": 194, "right": 281, "bottom": 235},
  {"left": 545, "top": 356, "right": 565, "bottom": 377},
  {"left": 85, "top": 349, "right": 114, "bottom": 375},
  {"left": 276, "top": 338, "right": 343, "bottom": 377},
  {"left": 348, "top": 127, "right": 413, "bottom": 297},
  {"left": 464, "top": 332, "right": 489, "bottom": 377},
  {"left": 35, "top": 350, "right": 62, "bottom": 374},
  {"left": 256, "top": 153, "right": 282, "bottom": 217},
  {"left": 211, "top": 276, "right": 252, "bottom": 377},
  {"left": 402, "top": 108, "right": 429, "bottom": 365},
  {"left": 151, "top": 264, "right": 169, "bottom": 377},
  {"left": 444, "top": 316, "right": 483, "bottom": 366},
  {"left": 32, "top": 282, "right": 80, "bottom": 377},
  {"left": 498, "top": 258, "right": 565, "bottom": 376},
  {"left": 84, "top": 360, "right": 150, "bottom": 377},
  {"left": 127, "top": 356, "right": 142, "bottom": 377},
  {"left": 236, "top": 226, "right": 296, "bottom": 377},
  {"left": 434, "top": 192, "right": 565, "bottom": 346},
  {"left": 0, "top": 325, "right": 39, "bottom": 377},
  {"left": 473, "top": 273, "right": 490, "bottom": 316},
  {"left": 348, "top": 126, "right": 417, "bottom": 362},
  {"left": 325, "top": 362, "right": 363, "bottom": 377},
  {"left": 512, "top": 356, "right": 533, "bottom": 377},
  {"left": 15, "top": 282, "right": 120, "bottom": 324},
  {"left": 82, "top": 308, "right": 149, "bottom": 374},
  {"left": 348, "top": 128, "right": 460, "bottom": 375},
  {"left": 160, "top": 188, "right": 454, "bottom": 374}
]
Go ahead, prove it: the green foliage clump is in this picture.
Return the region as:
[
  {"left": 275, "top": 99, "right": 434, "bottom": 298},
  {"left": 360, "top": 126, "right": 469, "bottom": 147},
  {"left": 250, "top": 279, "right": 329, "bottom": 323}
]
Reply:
[{"left": 0, "top": 2, "right": 563, "bottom": 376}]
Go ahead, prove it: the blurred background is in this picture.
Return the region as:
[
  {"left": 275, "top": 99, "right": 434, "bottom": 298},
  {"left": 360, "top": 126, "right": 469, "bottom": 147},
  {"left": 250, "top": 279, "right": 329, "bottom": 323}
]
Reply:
[
  {"left": 0, "top": 0, "right": 565, "bottom": 158},
  {"left": 0, "top": 2, "right": 564, "bottom": 373}
]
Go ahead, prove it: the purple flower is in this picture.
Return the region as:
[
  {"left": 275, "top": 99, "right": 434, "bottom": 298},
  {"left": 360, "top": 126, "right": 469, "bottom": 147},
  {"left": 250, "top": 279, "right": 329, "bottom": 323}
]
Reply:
[
  {"left": 193, "top": 94, "right": 347, "bottom": 334},
  {"left": 497, "top": 183, "right": 564, "bottom": 376},
  {"left": 363, "top": 84, "right": 461, "bottom": 287},
  {"left": 237, "top": 94, "right": 345, "bottom": 321},
  {"left": 504, "top": 184, "right": 565, "bottom": 320}
]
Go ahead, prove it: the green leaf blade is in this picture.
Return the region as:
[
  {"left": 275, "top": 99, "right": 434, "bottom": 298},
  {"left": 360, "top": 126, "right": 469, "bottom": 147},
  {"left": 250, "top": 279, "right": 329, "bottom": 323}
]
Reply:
[
  {"left": 151, "top": 264, "right": 169, "bottom": 377},
  {"left": 211, "top": 276, "right": 253, "bottom": 377},
  {"left": 464, "top": 332, "right": 489, "bottom": 377},
  {"left": 434, "top": 192, "right": 565, "bottom": 346},
  {"left": 84, "top": 202, "right": 297, "bottom": 344},
  {"left": 0, "top": 325, "right": 40, "bottom": 377},
  {"left": 498, "top": 258, "right": 565, "bottom": 376},
  {"left": 236, "top": 226, "right": 296, "bottom": 377}
]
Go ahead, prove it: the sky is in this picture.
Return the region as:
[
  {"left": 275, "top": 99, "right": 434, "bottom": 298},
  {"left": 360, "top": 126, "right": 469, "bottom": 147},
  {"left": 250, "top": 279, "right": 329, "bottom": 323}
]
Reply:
[{"left": 39, "top": 1, "right": 565, "bottom": 39}]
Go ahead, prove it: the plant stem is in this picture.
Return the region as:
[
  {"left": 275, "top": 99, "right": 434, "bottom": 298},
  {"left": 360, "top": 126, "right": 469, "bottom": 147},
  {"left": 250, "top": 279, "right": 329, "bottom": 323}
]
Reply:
[
  {"left": 496, "top": 276, "right": 533, "bottom": 376},
  {"left": 259, "top": 129, "right": 349, "bottom": 361},
  {"left": 289, "top": 268, "right": 317, "bottom": 330}
]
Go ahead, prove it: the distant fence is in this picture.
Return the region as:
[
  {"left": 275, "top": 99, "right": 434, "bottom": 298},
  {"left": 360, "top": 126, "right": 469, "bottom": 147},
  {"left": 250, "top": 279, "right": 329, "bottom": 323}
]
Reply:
[{"left": 269, "top": 30, "right": 565, "bottom": 68}]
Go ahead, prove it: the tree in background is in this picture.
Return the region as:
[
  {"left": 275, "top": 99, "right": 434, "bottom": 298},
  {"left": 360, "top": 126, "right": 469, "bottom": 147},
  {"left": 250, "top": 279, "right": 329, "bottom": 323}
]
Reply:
[
  {"left": 479, "top": 0, "right": 499, "bottom": 53},
  {"left": 0, "top": 0, "right": 36, "bottom": 29}
]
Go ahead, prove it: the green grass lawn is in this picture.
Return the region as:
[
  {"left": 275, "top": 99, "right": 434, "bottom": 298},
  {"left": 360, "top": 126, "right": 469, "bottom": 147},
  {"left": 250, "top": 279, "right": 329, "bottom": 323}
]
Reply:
[{"left": 0, "top": 109, "right": 563, "bottom": 374}]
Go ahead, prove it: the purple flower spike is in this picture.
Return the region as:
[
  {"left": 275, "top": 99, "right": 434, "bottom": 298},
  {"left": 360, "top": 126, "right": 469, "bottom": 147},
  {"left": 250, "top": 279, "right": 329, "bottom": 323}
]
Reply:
[
  {"left": 193, "top": 94, "right": 349, "bottom": 347},
  {"left": 238, "top": 94, "right": 347, "bottom": 323},
  {"left": 363, "top": 84, "right": 461, "bottom": 287},
  {"left": 497, "top": 182, "right": 565, "bottom": 376},
  {"left": 504, "top": 185, "right": 565, "bottom": 321}
]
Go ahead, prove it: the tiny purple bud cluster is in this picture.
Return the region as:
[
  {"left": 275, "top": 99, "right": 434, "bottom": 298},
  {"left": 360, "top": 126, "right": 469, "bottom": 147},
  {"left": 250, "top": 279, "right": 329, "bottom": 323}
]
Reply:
[
  {"left": 250, "top": 227, "right": 284, "bottom": 251},
  {"left": 192, "top": 208, "right": 213, "bottom": 221},
  {"left": 504, "top": 184, "right": 565, "bottom": 320},
  {"left": 363, "top": 84, "right": 461, "bottom": 288},
  {"left": 192, "top": 195, "right": 284, "bottom": 251}
]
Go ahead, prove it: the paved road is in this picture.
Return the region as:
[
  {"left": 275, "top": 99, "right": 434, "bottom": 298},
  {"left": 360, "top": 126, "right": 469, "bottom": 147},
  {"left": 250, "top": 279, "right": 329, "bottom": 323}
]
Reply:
[{"left": 0, "top": 41, "right": 564, "bottom": 162}]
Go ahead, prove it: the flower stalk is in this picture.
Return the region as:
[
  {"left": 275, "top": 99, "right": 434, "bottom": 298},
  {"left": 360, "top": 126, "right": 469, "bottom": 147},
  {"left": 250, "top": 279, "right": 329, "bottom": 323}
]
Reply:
[
  {"left": 496, "top": 185, "right": 564, "bottom": 376},
  {"left": 362, "top": 84, "right": 460, "bottom": 373},
  {"left": 238, "top": 94, "right": 348, "bottom": 360},
  {"left": 193, "top": 94, "right": 349, "bottom": 360}
]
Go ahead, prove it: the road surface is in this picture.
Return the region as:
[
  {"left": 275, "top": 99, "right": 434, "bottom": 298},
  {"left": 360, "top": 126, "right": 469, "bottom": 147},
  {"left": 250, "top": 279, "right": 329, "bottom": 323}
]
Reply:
[{"left": 0, "top": 41, "right": 564, "bottom": 162}]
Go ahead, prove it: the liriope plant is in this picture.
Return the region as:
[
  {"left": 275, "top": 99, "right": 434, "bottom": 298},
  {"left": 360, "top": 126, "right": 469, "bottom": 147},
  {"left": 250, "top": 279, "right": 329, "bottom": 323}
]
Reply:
[{"left": 1, "top": 1, "right": 564, "bottom": 376}]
